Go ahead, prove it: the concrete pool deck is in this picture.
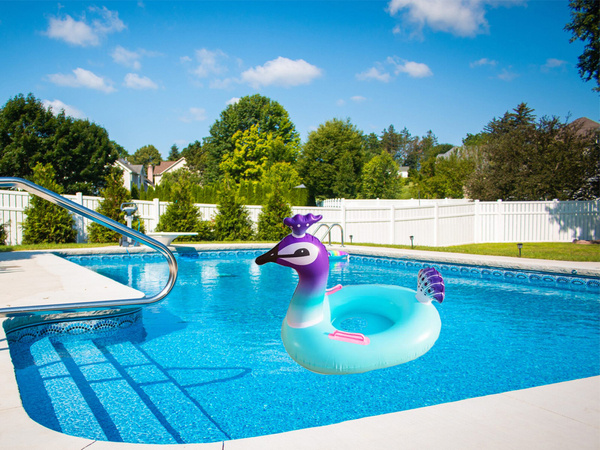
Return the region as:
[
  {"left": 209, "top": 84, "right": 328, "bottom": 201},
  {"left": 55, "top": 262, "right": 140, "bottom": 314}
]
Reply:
[{"left": 0, "top": 245, "right": 599, "bottom": 449}]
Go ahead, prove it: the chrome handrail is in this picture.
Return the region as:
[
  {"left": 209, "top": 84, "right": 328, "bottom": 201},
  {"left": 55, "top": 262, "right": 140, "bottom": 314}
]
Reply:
[
  {"left": 312, "top": 222, "right": 345, "bottom": 247},
  {"left": 0, "top": 177, "right": 178, "bottom": 317}
]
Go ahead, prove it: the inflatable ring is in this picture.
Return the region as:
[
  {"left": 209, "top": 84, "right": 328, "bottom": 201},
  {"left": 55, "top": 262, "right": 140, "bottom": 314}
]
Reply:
[{"left": 256, "top": 214, "right": 444, "bottom": 375}]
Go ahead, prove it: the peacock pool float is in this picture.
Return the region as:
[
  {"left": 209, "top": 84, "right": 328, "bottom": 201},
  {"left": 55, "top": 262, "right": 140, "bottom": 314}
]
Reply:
[{"left": 256, "top": 213, "right": 445, "bottom": 375}]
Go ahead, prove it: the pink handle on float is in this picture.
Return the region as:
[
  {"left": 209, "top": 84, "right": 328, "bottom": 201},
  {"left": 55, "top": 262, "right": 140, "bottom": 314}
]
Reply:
[
  {"left": 326, "top": 284, "right": 343, "bottom": 295},
  {"left": 328, "top": 330, "right": 370, "bottom": 345}
]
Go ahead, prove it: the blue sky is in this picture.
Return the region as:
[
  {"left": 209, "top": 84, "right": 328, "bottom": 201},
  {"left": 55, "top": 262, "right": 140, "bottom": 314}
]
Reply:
[{"left": 1, "top": 1, "right": 597, "bottom": 158}]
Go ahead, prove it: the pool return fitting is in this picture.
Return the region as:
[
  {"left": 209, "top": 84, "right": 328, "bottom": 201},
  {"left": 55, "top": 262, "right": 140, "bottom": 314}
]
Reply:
[{"left": 0, "top": 177, "right": 178, "bottom": 318}]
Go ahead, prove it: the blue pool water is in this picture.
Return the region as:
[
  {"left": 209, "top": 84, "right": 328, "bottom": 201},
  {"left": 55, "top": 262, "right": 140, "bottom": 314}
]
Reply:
[{"left": 7, "top": 250, "right": 600, "bottom": 444}]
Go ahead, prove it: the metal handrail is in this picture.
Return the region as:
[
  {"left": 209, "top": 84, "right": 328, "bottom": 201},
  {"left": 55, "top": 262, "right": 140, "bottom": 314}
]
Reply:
[
  {"left": 0, "top": 177, "right": 178, "bottom": 317},
  {"left": 312, "top": 223, "right": 345, "bottom": 247}
]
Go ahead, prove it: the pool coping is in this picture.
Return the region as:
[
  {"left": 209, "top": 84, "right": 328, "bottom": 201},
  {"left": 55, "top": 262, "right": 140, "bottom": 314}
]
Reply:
[{"left": 1, "top": 244, "right": 599, "bottom": 449}]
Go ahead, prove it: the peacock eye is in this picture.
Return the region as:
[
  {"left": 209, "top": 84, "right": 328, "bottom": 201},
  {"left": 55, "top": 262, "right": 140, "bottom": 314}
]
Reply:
[{"left": 278, "top": 242, "right": 319, "bottom": 266}]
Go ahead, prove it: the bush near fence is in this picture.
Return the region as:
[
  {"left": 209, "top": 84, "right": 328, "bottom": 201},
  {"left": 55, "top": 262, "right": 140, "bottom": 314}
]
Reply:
[{"left": 1, "top": 190, "right": 598, "bottom": 246}]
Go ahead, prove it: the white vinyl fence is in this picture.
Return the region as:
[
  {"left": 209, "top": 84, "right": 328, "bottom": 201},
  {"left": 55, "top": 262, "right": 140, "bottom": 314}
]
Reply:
[{"left": 1, "top": 189, "right": 598, "bottom": 246}]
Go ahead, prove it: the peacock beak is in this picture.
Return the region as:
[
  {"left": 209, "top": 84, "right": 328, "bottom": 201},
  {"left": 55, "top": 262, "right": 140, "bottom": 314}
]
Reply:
[{"left": 255, "top": 243, "right": 280, "bottom": 266}]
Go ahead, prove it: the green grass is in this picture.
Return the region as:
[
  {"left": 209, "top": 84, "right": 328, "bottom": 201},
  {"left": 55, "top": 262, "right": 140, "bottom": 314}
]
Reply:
[
  {"left": 350, "top": 242, "right": 600, "bottom": 262},
  {"left": 0, "top": 242, "right": 118, "bottom": 252},
  {"left": 2, "top": 241, "right": 599, "bottom": 262}
]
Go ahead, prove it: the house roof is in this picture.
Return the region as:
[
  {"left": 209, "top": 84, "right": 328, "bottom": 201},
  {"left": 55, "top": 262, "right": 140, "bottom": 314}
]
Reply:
[
  {"left": 570, "top": 117, "right": 600, "bottom": 137},
  {"left": 153, "top": 157, "right": 186, "bottom": 175},
  {"left": 116, "top": 158, "right": 145, "bottom": 175}
]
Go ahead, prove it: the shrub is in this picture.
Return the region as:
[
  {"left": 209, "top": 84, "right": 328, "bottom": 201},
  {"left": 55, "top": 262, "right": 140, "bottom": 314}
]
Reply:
[
  {"left": 213, "top": 182, "right": 253, "bottom": 241},
  {"left": 88, "top": 168, "right": 145, "bottom": 243},
  {"left": 22, "top": 163, "right": 77, "bottom": 244},
  {"left": 155, "top": 171, "right": 214, "bottom": 241},
  {"left": 0, "top": 221, "right": 7, "bottom": 245},
  {"left": 257, "top": 190, "right": 292, "bottom": 241}
]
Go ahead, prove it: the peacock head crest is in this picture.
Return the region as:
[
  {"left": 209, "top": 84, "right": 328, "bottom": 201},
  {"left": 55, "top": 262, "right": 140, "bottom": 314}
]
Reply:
[{"left": 255, "top": 214, "right": 328, "bottom": 274}]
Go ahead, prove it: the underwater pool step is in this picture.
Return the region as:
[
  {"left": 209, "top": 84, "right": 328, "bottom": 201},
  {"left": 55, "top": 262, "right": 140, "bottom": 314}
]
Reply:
[{"left": 30, "top": 338, "right": 232, "bottom": 444}]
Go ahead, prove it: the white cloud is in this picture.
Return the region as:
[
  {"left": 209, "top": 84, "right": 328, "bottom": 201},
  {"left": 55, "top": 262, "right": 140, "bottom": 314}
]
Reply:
[
  {"left": 498, "top": 68, "right": 518, "bottom": 81},
  {"left": 180, "top": 107, "right": 207, "bottom": 123},
  {"left": 241, "top": 57, "right": 323, "bottom": 88},
  {"left": 193, "top": 48, "right": 229, "bottom": 78},
  {"left": 48, "top": 68, "right": 115, "bottom": 93},
  {"left": 356, "top": 67, "right": 391, "bottom": 82},
  {"left": 89, "top": 6, "right": 126, "bottom": 34},
  {"left": 124, "top": 73, "right": 158, "bottom": 90},
  {"left": 112, "top": 46, "right": 141, "bottom": 70},
  {"left": 44, "top": 6, "right": 125, "bottom": 46},
  {"left": 470, "top": 57, "right": 498, "bottom": 68},
  {"left": 358, "top": 57, "right": 432, "bottom": 82},
  {"left": 337, "top": 99, "right": 346, "bottom": 106},
  {"left": 226, "top": 97, "right": 241, "bottom": 106},
  {"left": 389, "top": 58, "right": 433, "bottom": 78},
  {"left": 351, "top": 96, "right": 367, "bottom": 103},
  {"left": 387, "top": 0, "right": 524, "bottom": 38},
  {"left": 542, "top": 58, "right": 567, "bottom": 72},
  {"left": 45, "top": 15, "right": 98, "bottom": 46},
  {"left": 42, "top": 99, "right": 85, "bottom": 119}
]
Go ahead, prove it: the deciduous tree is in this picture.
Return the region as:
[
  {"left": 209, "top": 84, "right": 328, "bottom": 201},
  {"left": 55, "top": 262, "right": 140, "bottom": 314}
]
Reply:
[
  {"left": 298, "top": 118, "right": 364, "bottom": 203},
  {"left": 204, "top": 94, "right": 300, "bottom": 183},
  {"left": 130, "top": 144, "right": 162, "bottom": 168},
  {"left": 360, "top": 151, "right": 400, "bottom": 199},
  {"left": 0, "top": 93, "right": 118, "bottom": 194}
]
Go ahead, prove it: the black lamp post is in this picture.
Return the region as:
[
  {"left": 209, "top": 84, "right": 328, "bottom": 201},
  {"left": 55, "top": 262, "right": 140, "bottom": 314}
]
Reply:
[
  {"left": 410, "top": 236, "right": 414, "bottom": 249},
  {"left": 517, "top": 243, "right": 523, "bottom": 257}
]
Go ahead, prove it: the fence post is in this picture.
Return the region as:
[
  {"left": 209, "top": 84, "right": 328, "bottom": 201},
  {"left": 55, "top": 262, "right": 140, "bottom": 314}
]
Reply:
[
  {"left": 495, "top": 199, "right": 504, "bottom": 242},
  {"left": 74, "top": 192, "right": 85, "bottom": 243},
  {"left": 152, "top": 197, "right": 160, "bottom": 232},
  {"left": 341, "top": 201, "right": 347, "bottom": 243},
  {"left": 473, "top": 200, "right": 481, "bottom": 243},
  {"left": 433, "top": 203, "right": 439, "bottom": 246},
  {"left": 389, "top": 204, "right": 395, "bottom": 245}
]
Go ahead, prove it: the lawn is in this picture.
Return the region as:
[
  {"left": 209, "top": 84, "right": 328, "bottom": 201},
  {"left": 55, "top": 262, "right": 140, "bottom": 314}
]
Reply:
[
  {"left": 354, "top": 242, "right": 600, "bottom": 262},
  {"left": 1, "top": 240, "right": 599, "bottom": 262}
]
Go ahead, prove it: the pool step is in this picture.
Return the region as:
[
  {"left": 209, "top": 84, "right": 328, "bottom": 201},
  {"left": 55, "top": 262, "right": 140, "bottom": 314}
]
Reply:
[{"left": 29, "top": 338, "right": 232, "bottom": 444}]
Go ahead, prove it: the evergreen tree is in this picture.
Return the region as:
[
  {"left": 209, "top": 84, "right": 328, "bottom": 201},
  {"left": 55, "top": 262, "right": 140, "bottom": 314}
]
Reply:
[
  {"left": 0, "top": 221, "right": 6, "bottom": 245},
  {"left": 213, "top": 181, "right": 254, "bottom": 241},
  {"left": 22, "top": 163, "right": 77, "bottom": 244},
  {"left": 257, "top": 190, "right": 293, "bottom": 241},
  {"left": 466, "top": 103, "right": 598, "bottom": 200},
  {"left": 155, "top": 172, "right": 213, "bottom": 241},
  {"left": 565, "top": 0, "right": 599, "bottom": 92},
  {"left": 168, "top": 144, "right": 180, "bottom": 161},
  {"left": 88, "top": 167, "right": 144, "bottom": 243}
]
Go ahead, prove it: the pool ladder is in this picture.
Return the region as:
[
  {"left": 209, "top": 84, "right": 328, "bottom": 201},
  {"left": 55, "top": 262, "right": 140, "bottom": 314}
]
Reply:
[
  {"left": 0, "top": 177, "right": 178, "bottom": 317},
  {"left": 313, "top": 223, "right": 345, "bottom": 247}
]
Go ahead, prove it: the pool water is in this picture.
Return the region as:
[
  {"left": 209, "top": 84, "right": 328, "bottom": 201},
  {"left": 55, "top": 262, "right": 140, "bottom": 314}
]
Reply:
[{"left": 7, "top": 250, "right": 600, "bottom": 444}]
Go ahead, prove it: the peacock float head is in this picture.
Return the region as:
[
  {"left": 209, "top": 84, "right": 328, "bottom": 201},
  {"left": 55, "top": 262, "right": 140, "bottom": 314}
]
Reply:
[{"left": 255, "top": 214, "right": 329, "bottom": 277}]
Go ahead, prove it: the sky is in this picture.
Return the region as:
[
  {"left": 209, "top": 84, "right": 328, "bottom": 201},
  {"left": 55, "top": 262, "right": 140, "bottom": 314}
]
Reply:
[{"left": 1, "top": 0, "right": 598, "bottom": 158}]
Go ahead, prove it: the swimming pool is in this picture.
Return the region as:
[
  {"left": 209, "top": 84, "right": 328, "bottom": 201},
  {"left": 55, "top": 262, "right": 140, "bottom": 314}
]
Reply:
[{"left": 6, "top": 250, "right": 600, "bottom": 444}]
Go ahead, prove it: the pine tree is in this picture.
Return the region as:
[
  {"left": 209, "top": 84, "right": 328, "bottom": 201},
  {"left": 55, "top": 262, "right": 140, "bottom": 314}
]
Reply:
[
  {"left": 213, "top": 181, "right": 254, "bottom": 241},
  {"left": 22, "top": 163, "right": 77, "bottom": 244},
  {"left": 88, "top": 168, "right": 144, "bottom": 243},
  {"left": 0, "top": 221, "right": 6, "bottom": 245},
  {"left": 155, "top": 172, "right": 213, "bottom": 241},
  {"left": 257, "top": 190, "right": 292, "bottom": 241}
]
